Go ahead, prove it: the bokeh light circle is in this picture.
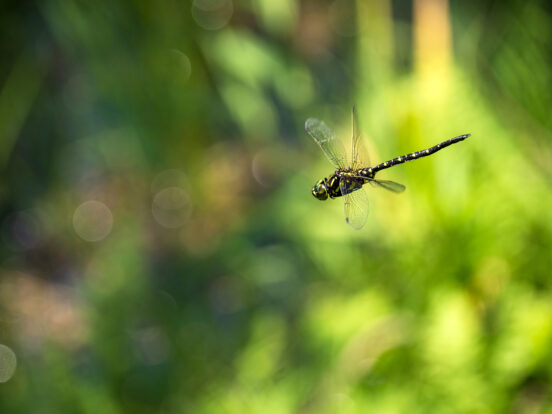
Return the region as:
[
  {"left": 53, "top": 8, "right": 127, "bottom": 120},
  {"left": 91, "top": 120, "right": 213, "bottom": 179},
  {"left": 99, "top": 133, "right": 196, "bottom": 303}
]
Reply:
[
  {"left": 73, "top": 201, "right": 113, "bottom": 242},
  {"left": 251, "top": 147, "right": 284, "bottom": 188},
  {"left": 0, "top": 344, "right": 17, "bottom": 383},
  {"left": 152, "top": 187, "right": 192, "bottom": 229},
  {"left": 192, "top": 0, "right": 233, "bottom": 30},
  {"left": 170, "top": 50, "right": 192, "bottom": 81}
]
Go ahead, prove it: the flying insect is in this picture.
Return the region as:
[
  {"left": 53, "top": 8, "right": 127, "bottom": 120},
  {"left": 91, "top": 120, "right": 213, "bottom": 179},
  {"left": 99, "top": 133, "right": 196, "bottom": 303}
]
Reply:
[{"left": 306, "top": 107, "right": 470, "bottom": 229}]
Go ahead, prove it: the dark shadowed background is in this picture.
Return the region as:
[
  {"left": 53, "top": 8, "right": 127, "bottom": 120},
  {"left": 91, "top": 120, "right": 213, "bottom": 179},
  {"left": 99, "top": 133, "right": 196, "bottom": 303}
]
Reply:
[{"left": 1, "top": 0, "right": 552, "bottom": 412}]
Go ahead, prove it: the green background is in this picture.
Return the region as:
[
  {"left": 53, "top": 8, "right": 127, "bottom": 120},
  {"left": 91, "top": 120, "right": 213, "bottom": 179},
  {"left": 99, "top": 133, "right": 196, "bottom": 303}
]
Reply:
[{"left": 1, "top": 0, "right": 552, "bottom": 412}]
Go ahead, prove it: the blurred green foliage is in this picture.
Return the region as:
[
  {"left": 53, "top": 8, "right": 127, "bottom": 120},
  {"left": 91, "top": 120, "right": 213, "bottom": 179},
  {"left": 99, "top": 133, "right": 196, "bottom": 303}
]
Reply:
[{"left": 1, "top": 0, "right": 552, "bottom": 413}]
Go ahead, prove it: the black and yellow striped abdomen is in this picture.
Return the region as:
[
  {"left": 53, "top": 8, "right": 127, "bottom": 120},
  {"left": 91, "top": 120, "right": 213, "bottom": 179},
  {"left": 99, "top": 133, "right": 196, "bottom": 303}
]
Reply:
[{"left": 359, "top": 133, "right": 470, "bottom": 176}]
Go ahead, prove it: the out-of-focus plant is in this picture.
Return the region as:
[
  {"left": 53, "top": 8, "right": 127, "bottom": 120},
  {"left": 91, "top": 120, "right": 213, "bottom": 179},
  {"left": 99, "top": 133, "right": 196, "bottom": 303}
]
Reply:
[{"left": 1, "top": 1, "right": 552, "bottom": 413}]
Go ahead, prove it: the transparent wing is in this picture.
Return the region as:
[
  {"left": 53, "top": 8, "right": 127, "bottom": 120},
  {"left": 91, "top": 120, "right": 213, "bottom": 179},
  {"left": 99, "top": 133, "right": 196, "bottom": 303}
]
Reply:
[
  {"left": 368, "top": 178, "right": 406, "bottom": 193},
  {"left": 351, "top": 105, "right": 370, "bottom": 170},
  {"left": 349, "top": 175, "right": 406, "bottom": 193},
  {"left": 340, "top": 178, "right": 369, "bottom": 230},
  {"left": 305, "top": 117, "right": 348, "bottom": 169}
]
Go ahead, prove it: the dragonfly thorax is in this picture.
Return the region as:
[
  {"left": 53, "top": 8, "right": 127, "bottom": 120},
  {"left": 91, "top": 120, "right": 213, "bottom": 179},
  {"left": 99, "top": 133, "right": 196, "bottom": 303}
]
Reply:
[{"left": 313, "top": 170, "right": 367, "bottom": 201}]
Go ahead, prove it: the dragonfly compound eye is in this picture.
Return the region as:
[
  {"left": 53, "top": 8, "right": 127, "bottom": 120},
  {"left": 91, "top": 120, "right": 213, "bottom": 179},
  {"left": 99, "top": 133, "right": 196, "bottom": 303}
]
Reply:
[{"left": 312, "top": 180, "right": 328, "bottom": 200}]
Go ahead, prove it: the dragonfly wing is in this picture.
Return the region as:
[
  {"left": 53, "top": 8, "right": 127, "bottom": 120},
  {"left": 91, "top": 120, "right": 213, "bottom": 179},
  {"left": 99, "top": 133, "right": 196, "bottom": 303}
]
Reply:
[
  {"left": 351, "top": 105, "right": 370, "bottom": 170},
  {"left": 369, "top": 178, "right": 406, "bottom": 193},
  {"left": 349, "top": 175, "right": 406, "bottom": 193},
  {"left": 340, "top": 178, "right": 369, "bottom": 230},
  {"left": 305, "top": 117, "right": 348, "bottom": 169}
]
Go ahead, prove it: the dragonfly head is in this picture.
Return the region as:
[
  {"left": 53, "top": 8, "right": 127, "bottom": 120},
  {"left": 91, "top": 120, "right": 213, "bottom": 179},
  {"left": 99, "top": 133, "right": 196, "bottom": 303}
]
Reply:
[{"left": 312, "top": 179, "right": 329, "bottom": 201}]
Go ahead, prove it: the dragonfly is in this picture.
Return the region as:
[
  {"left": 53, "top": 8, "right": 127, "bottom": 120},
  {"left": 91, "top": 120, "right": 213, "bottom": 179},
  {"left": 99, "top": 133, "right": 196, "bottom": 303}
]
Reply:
[{"left": 305, "top": 106, "right": 470, "bottom": 229}]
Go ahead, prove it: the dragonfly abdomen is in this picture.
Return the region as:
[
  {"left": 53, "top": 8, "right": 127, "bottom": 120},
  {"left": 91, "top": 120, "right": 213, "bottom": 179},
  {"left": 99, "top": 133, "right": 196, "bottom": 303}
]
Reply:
[{"left": 370, "top": 133, "right": 470, "bottom": 174}]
